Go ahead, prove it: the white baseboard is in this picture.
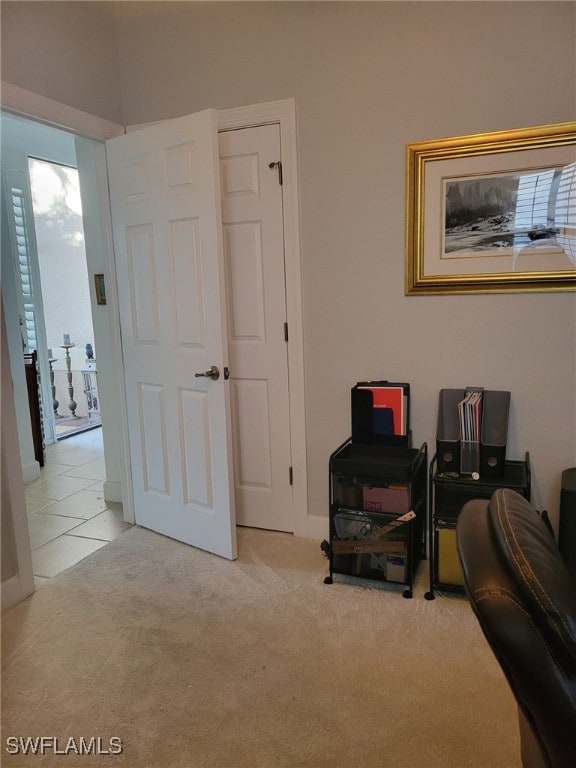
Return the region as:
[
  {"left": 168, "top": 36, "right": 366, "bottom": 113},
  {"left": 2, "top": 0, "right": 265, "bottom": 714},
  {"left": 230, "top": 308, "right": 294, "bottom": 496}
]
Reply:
[
  {"left": 103, "top": 480, "right": 122, "bottom": 504},
  {"left": 22, "top": 461, "right": 41, "bottom": 485},
  {"left": 1, "top": 574, "right": 34, "bottom": 612},
  {"left": 303, "top": 514, "right": 329, "bottom": 542}
]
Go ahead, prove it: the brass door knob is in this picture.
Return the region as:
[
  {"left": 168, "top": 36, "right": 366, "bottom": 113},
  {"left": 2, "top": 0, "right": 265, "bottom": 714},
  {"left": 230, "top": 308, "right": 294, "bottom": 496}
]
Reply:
[{"left": 194, "top": 365, "right": 220, "bottom": 381}]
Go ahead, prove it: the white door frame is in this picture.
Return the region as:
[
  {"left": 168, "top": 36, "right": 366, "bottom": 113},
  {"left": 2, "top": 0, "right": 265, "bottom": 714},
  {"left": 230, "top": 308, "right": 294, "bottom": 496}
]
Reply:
[
  {"left": 1, "top": 298, "right": 35, "bottom": 610},
  {"left": 1, "top": 84, "right": 309, "bottom": 539},
  {"left": 217, "top": 100, "right": 308, "bottom": 538}
]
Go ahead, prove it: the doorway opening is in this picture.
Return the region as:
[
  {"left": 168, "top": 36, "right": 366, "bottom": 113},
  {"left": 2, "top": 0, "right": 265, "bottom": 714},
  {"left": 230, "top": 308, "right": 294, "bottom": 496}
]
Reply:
[
  {"left": 3, "top": 94, "right": 309, "bottom": 583},
  {"left": 1, "top": 111, "right": 125, "bottom": 588},
  {"left": 1, "top": 112, "right": 101, "bottom": 461},
  {"left": 28, "top": 156, "right": 101, "bottom": 440}
]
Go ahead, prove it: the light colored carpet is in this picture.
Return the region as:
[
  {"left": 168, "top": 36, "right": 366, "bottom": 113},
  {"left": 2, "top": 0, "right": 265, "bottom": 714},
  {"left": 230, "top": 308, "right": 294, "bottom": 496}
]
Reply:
[{"left": 1, "top": 526, "right": 520, "bottom": 768}]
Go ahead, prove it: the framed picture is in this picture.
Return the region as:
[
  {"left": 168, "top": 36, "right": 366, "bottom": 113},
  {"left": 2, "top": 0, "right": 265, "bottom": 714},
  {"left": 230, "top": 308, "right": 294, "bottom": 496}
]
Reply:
[
  {"left": 94, "top": 273, "right": 106, "bottom": 305},
  {"left": 405, "top": 122, "right": 576, "bottom": 294}
]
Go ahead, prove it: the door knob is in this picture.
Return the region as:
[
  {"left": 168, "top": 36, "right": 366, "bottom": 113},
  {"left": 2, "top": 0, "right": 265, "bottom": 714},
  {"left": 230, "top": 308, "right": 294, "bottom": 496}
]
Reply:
[{"left": 194, "top": 365, "right": 220, "bottom": 381}]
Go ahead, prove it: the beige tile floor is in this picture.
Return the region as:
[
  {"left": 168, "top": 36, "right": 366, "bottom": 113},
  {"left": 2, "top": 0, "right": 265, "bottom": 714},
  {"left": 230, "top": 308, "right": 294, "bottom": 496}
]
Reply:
[{"left": 26, "top": 427, "right": 131, "bottom": 586}]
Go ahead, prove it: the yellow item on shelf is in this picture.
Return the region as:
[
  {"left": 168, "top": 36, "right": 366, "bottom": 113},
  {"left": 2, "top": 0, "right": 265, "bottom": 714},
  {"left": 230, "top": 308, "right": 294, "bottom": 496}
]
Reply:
[{"left": 437, "top": 528, "right": 465, "bottom": 587}]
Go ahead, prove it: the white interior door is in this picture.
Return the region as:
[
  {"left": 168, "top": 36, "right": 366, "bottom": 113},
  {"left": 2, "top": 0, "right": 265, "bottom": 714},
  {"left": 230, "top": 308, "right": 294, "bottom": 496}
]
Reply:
[
  {"left": 219, "top": 124, "right": 293, "bottom": 532},
  {"left": 106, "top": 109, "right": 236, "bottom": 559}
]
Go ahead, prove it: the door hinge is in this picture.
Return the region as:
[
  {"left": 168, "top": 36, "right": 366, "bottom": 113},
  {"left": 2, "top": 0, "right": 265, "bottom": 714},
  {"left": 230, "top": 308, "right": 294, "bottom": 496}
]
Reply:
[
  {"left": 289, "top": 466, "right": 293, "bottom": 485},
  {"left": 284, "top": 322, "right": 289, "bottom": 342},
  {"left": 268, "top": 161, "right": 283, "bottom": 185}
]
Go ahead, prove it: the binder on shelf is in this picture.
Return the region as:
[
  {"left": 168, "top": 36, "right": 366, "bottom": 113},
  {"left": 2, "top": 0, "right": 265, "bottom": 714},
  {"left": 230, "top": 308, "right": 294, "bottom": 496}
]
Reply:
[
  {"left": 459, "top": 387, "right": 483, "bottom": 476},
  {"left": 436, "top": 388, "right": 465, "bottom": 473},
  {"left": 351, "top": 381, "right": 410, "bottom": 447},
  {"left": 436, "top": 387, "right": 510, "bottom": 478},
  {"left": 480, "top": 390, "right": 511, "bottom": 478}
]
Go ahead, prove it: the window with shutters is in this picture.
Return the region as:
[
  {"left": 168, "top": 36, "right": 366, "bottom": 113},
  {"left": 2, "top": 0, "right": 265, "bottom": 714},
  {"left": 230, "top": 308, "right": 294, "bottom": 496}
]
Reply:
[{"left": 9, "top": 182, "right": 38, "bottom": 351}]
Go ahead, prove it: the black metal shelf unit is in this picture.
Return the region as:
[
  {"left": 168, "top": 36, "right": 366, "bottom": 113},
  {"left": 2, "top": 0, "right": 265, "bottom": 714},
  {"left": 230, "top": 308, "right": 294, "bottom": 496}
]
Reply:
[
  {"left": 425, "top": 452, "right": 531, "bottom": 600},
  {"left": 324, "top": 439, "right": 427, "bottom": 598}
]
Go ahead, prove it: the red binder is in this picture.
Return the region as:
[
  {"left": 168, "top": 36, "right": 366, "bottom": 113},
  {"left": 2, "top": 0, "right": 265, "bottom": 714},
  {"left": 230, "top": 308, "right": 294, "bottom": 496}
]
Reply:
[
  {"left": 357, "top": 384, "right": 406, "bottom": 436},
  {"left": 351, "top": 381, "right": 410, "bottom": 446}
]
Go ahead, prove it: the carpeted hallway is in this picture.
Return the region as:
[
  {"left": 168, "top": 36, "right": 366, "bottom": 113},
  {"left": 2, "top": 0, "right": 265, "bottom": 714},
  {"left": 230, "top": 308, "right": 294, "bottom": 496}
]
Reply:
[{"left": 1, "top": 526, "right": 520, "bottom": 768}]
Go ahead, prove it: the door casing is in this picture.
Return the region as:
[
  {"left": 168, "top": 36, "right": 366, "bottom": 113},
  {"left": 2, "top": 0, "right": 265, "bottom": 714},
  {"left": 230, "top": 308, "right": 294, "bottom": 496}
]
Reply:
[
  {"left": 218, "top": 102, "right": 307, "bottom": 536},
  {"left": 219, "top": 122, "right": 294, "bottom": 532}
]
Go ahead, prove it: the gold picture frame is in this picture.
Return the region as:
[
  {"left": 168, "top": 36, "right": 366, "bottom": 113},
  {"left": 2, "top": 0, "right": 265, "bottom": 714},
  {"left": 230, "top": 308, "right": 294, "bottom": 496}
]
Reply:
[{"left": 405, "top": 122, "right": 576, "bottom": 294}]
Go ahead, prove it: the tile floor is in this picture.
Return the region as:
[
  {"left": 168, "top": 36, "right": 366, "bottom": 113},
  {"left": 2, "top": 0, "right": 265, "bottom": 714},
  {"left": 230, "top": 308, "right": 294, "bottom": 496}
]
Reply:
[{"left": 26, "top": 427, "right": 132, "bottom": 587}]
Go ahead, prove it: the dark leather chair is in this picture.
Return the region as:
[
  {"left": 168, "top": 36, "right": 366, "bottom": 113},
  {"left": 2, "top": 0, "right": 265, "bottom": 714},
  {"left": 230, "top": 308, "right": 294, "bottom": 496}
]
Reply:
[{"left": 456, "top": 488, "right": 576, "bottom": 768}]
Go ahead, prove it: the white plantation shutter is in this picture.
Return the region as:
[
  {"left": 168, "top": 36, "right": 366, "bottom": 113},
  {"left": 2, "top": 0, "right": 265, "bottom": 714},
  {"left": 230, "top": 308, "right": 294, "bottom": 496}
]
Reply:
[{"left": 2, "top": 170, "right": 40, "bottom": 351}]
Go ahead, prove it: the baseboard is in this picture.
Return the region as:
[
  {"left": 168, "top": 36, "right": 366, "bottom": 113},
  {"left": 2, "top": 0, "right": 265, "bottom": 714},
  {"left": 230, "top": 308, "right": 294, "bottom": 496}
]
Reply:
[
  {"left": 303, "top": 514, "right": 329, "bottom": 542},
  {"left": 103, "top": 480, "right": 122, "bottom": 504},
  {"left": 22, "top": 461, "right": 41, "bottom": 485},
  {"left": 1, "top": 574, "right": 34, "bottom": 612}
]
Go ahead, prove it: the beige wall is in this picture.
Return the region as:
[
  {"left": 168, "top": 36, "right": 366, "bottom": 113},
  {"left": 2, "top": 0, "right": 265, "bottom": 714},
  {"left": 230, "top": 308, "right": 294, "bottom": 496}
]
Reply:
[
  {"left": 2, "top": 2, "right": 575, "bottom": 529},
  {"left": 0, "top": 1, "right": 123, "bottom": 124}
]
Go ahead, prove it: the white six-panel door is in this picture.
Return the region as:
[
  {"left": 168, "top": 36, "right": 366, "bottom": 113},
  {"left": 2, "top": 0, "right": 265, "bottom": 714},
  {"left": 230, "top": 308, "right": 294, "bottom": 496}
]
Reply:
[
  {"left": 219, "top": 125, "right": 293, "bottom": 532},
  {"left": 106, "top": 109, "right": 236, "bottom": 559}
]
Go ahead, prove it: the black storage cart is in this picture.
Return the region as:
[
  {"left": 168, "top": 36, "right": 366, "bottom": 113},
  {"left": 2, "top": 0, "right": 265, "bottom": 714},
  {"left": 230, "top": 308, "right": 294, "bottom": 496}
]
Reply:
[
  {"left": 425, "top": 451, "right": 531, "bottom": 599},
  {"left": 324, "top": 439, "right": 427, "bottom": 598}
]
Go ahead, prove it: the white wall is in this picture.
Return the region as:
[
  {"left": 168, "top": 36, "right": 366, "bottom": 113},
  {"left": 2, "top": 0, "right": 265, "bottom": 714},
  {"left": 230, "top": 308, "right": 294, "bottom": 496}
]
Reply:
[
  {"left": 31, "top": 159, "right": 93, "bottom": 366},
  {"left": 2, "top": 1, "right": 574, "bottom": 530},
  {"left": 30, "top": 153, "right": 95, "bottom": 419}
]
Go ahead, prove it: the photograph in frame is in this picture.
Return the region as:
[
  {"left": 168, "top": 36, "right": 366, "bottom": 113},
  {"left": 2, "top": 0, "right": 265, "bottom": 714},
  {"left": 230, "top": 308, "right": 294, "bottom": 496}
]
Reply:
[{"left": 405, "top": 122, "right": 576, "bottom": 294}]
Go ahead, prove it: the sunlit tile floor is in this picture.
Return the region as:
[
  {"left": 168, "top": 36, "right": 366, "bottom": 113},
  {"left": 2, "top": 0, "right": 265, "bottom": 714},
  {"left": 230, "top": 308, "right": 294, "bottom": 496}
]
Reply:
[{"left": 26, "top": 427, "right": 131, "bottom": 587}]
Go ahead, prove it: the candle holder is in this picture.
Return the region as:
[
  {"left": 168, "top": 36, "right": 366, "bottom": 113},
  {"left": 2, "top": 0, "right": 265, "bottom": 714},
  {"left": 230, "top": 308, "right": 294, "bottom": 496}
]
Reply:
[
  {"left": 48, "top": 355, "right": 61, "bottom": 418},
  {"left": 59, "top": 343, "right": 79, "bottom": 419}
]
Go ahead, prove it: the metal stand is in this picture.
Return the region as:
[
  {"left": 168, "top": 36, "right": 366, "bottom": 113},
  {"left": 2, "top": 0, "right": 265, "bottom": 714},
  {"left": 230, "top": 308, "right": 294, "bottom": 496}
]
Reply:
[
  {"left": 59, "top": 343, "right": 79, "bottom": 418},
  {"left": 48, "top": 355, "right": 61, "bottom": 418}
]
